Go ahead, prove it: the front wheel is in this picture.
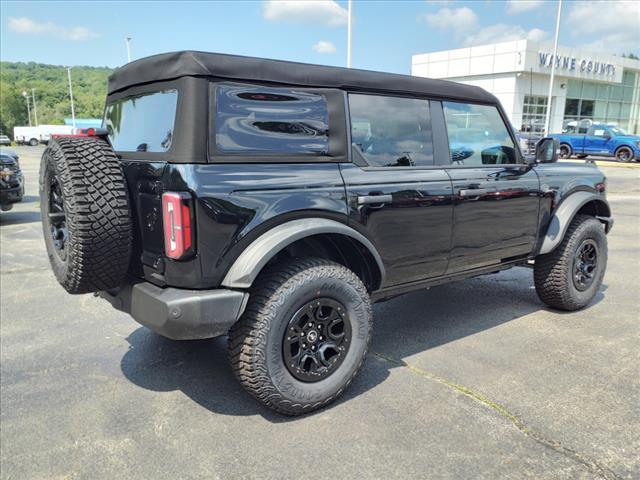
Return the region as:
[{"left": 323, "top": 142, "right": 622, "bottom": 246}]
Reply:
[
  {"left": 615, "top": 146, "right": 634, "bottom": 163},
  {"left": 228, "top": 258, "right": 372, "bottom": 415},
  {"left": 559, "top": 144, "right": 572, "bottom": 159},
  {"left": 534, "top": 215, "right": 607, "bottom": 311}
]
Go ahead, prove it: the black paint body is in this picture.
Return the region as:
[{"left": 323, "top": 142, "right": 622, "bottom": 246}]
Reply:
[{"left": 108, "top": 75, "right": 608, "bottom": 299}]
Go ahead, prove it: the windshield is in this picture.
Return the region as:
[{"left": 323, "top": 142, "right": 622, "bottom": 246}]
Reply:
[{"left": 608, "top": 126, "right": 627, "bottom": 135}]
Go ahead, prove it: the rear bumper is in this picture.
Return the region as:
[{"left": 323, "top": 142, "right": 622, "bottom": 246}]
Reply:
[{"left": 99, "top": 282, "right": 249, "bottom": 340}]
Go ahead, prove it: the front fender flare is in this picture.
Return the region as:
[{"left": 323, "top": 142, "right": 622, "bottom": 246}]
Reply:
[
  {"left": 221, "top": 218, "right": 385, "bottom": 289},
  {"left": 539, "top": 192, "right": 611, "bottom": 255}
]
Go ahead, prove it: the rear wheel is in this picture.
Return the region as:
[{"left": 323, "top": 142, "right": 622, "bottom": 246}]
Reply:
[
  {"left": 40, "top": 137, "right": 132, "bottom": 294},
  {"left": 29, "top": 138, "right": 38, "bottom": 147},
  {"left": 615, "top": 146, "right": 633, "bottom": 163},
  {"left": 559, "top": 144, "right": 572, "bottom": 159},
  {"left": 228, "top": 258, "right": 372, "bottom": 415},
  {"left": 534, "top": 215, "right": 607, "bottom": 311}
]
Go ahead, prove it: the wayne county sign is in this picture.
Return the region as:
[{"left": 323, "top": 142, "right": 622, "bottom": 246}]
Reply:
[{"left": 538, "top": 51, "right": 616, "bottom": 77}]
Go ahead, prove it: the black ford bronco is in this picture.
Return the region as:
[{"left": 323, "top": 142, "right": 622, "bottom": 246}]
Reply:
[{"left": 40, "top": 51, "right": 613, "bottom": 415}]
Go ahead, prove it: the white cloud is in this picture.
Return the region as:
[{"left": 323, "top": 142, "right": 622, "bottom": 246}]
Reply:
[
  {"left": 565, "top": 1, "right": 640, "bottom": 54},
  {"left": 506, "top": 0, "right": 544, "bottom": 15},
  {"left": 312, "top": 40, "right": 336, "bottom": 54},
  {"left": 8, "top": 17, "right": 97, "bottom": 41},
  {"left": 422, "top": 7, "right": 478, "bottom": 33},
  {"left": 462, "top": 23, "right": 547, "bottom": 46},
  {"left": 422, "top": 7, "right": 546, "bottom": 47},
  {"left": 263, "top": 0, "right": 348, "bottom": 27}
]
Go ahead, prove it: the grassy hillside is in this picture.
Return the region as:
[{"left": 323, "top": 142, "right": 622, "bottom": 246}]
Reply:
[{"left": 0, "top": 62, "right": 113, "bottom": 136}]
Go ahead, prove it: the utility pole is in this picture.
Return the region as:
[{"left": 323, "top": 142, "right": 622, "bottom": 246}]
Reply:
[
  {"left": 67, "top": 67, "right": 76, "bottom": 131},
  {"left": 22, "top": 91, "right": 32, "bottom": 127},
  {"left": 31, "top": 88, "right": 38, "bottom": 126},
  {"left": 347, "top": 0, "right": 352, "bottom": 68},
  {"left": 543, "top": 0, "right": 562, "bottom": 135},
  {"left": 125, "top": 36, "right": 132, "bottom": 63}
]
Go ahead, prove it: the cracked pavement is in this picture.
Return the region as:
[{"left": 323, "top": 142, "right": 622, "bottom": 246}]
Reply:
[{"left": 1, "top": 147, "right": 639, "bottom": 479}]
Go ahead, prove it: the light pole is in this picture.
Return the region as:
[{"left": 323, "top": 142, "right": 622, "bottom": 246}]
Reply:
[
  {"left": 67, "top": 67, "right": 76, "bottom": 131},
  {"left": 543, "top": 0, "right": 562, "bottom": 135},
  {"left": 31, "top": 88, "right": 38, "bottom": 126},
  {"left": 22, "top": 91, "right": 32, "bottom": 127},
  {"left": 125, "top": 36, "right": 132, "bottom": 63},
  {"left": 347, "top": 0, "right": 352, "bottom": 68}
]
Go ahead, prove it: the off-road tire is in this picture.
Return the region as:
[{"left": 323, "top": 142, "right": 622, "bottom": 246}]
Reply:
[
  {"left": 40, "top": 137, "right": 131, "bottom": 294},
  {"left": 534, "top": 215, "right": 607, "bottom": 311},
  {"left": 228, "top": 258, "right": 372, "bottom": 415}
]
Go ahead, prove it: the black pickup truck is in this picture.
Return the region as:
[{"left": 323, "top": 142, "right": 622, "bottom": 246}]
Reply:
[{"left": 40, "top": 51, "right": 613, "bottom": 415}]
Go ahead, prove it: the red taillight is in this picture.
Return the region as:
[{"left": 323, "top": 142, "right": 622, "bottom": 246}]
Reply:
[{"left": 162, "top": 192, "right": 194, "bottom": 260}]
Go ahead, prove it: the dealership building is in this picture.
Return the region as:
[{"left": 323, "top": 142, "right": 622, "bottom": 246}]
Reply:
[{"left": 412, "top": 40, "right": 640, "bottom": 135}]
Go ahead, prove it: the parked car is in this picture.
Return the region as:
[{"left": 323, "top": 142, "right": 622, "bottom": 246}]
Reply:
[
  {"left": 51, "top": 128, "right": 100, "bottom": 140},
  {"left": 0, "top": 152, "right": 24, "bottom": 211},
  {"left": 549, "top": 124, "right": 640, "bottom": 162},
  {"left": 0, "top": 135, "right": 11, "bottom": 146},
  {"left": 0, "top": 148, "right": 19, "bottom": 160},
  {"left": 39, "top": 51, "right": 613, "bottom": 415}
]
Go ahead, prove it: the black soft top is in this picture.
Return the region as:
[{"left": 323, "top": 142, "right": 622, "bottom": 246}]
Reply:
[{"left": 108, "top": 50, "right": 496, "bottom": 103}]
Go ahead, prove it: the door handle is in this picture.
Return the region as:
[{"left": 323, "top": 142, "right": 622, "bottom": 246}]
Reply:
[
  {"left": 357, "top": 194, "right": 393, "bottom": 205},
  {"left": 459, "top": 188, "right": 489, "bottom": 197}
]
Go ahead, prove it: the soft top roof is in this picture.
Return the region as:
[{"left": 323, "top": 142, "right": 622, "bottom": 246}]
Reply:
[{"left": 108, "top": 50, "right": 496, "bottom": 103}]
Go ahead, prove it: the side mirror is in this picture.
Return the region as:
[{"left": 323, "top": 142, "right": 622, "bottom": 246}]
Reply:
[{"left": 535, "top": 137, "right": 559, "bottom": 163}]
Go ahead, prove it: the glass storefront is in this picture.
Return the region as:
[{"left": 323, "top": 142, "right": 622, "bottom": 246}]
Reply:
[
  {"left": 563, "top": 70, "right": 638, "bottom": 132},
  {"left": 522, "top": 95, "right": 548, "bottom": 133}
]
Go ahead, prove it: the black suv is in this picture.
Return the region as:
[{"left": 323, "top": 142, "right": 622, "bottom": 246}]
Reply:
[
  {"left": 40, "top": 51, "right": 613, "bottom": 415},
  {"left": 1, "top": 150, "right": 24, "bottom": 211}
]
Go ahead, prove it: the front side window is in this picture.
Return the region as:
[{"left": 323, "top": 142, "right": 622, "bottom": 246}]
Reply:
[
  {"left": 215, "top": 83, "right": 329, "bottom": 154},
  {"left": 103, "top": 90, "right": 177, "bottom": 152},
  {"left": 348, "top": 94, "right": 434, "bottom": 167},
  {"left": 443, "top": 101, "right": 518, "bottom": 165}
]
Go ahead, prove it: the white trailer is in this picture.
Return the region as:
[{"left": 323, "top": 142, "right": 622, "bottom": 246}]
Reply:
[
  {"left": 13, "top": 125, "right": 74, "bottom": 146},
  {"left": 13, "top": 126, "right": 41, "bottom": 146}
]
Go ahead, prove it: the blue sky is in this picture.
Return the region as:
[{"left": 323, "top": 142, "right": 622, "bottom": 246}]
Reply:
[{"left": 1, "top": 1, "right": 638, "bottom": 72}]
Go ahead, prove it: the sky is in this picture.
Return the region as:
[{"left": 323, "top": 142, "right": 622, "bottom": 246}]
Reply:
[{"left": 1, "top": 0, "right": 639, "bottom": 73}]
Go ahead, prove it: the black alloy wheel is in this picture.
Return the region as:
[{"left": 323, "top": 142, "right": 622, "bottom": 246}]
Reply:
[
  {"left": 573, "top": 239, "right": 598, "bottom": 291},
  {"left": 615, "top": 147, "right": 633, "bottom": 163},
  {"left": 283, "top": 298, "right": 352, "bottom": 382},
  {"left": 48, "top": 174, "right": 68, "bottom": 261},
  {"left": 559, "top": 144, "right": 572, "bottom": 159}
]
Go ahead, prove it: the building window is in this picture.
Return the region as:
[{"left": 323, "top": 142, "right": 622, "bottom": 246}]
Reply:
[
  {"left": 521, "top": 95, "right": 548, "bottom": 133},
  {"left": 563, "top": 71, "right": 637, "bottom": 133}
]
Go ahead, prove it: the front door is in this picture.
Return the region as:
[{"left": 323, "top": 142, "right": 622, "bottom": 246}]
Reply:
[
  {"left": 584, "top": 126, "right": 611, "bottom": 155},
  {"left": 342, "top": 94, "right": 454, "bottom": 287},
  {"left": 441, "top": 101, "right": 541, "bottom": 273}
]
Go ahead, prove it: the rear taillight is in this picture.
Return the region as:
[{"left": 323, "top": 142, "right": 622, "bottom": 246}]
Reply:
[{"left": 162, "top": 192, "right": 194, "bottom": 260}]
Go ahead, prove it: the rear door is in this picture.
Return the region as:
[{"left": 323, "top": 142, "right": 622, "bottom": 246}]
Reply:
[
  {"left": 441, "top": 101, "right": 541, "bottom": 273},
  {"left": 341, "top": 93, "right": 454, "bottom": 287}
]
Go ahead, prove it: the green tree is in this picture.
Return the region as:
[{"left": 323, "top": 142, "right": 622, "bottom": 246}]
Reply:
[{"left": 0, "top": 61, "right": 113, "bottom": 137}]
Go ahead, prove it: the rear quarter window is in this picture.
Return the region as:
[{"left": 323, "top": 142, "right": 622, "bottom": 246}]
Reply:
[
  {"left": 103, "top": 90, "right": 178, "bottom": 153},
  {"left": 214, "top": 83, "right": 329, "bottom": 155}
]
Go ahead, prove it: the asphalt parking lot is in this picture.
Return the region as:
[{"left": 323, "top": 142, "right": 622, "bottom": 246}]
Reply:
[{"left": 1, "top": 147, "right": 639, "bottom": 479}]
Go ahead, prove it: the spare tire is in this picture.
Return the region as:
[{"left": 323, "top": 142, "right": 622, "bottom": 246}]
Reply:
[{"left": 40, "top": 137, "right": 132, "bottom": 294}]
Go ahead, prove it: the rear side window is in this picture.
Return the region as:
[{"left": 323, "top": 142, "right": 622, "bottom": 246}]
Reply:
[
  {"left": 443, "top": 102, "right": 518, "bottom": 165},
  {"left": 103, "top": 90, "right": 177, "bottom": 152},
  {"left": 215, "top": 83, "right": 329, "bottom": 154},
  {"left": 348, "top": 94, "right": 434, "bottom": 167}
]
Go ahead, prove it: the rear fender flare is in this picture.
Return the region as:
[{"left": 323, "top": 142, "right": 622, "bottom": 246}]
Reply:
[
  {"left": 221, "top": 218, "right": 385, "bottom": 289},
  {"left": 539, "top": 192, "right": 611, "bottom": 255}
]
